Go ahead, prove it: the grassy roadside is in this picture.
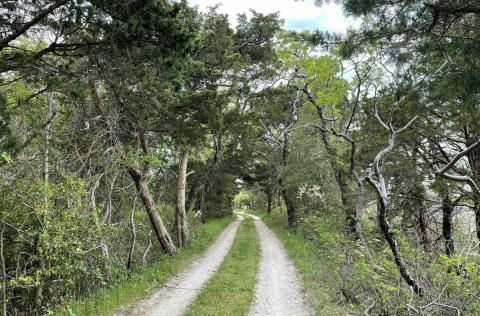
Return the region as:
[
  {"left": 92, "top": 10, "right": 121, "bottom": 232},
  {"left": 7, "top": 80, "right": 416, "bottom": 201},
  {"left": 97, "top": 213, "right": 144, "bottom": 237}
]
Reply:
[
  {"left": 58, "top": 216, "right": 236, "bottom": 316},
  {"left": 185, "top": 217, "right": 260, "bottom": 316},
  {"left": 260, "top": 214, "right": 350, "bottom": 316}
]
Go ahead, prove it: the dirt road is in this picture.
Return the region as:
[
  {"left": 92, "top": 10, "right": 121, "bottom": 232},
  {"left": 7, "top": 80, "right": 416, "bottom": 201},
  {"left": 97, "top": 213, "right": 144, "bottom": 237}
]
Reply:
[
  {"left": 119, "top": 215, "right": 244, "bottom": 316},
  {"left": 241, "top": 213, "right": 314, "bottom": 316}
]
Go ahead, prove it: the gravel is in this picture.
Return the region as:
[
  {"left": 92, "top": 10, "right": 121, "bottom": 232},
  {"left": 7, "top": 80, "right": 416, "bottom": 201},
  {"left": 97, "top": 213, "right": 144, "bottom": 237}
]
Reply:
[
  {"left": 120, "top": 215, "right": 244, "bottom": 316},
  {"left": 243, "top": 213, "right": 315, "bottom": 316}
]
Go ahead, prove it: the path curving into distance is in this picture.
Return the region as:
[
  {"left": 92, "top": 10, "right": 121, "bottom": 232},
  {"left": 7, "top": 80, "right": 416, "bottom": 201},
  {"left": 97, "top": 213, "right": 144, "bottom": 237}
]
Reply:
[
  {"left": 121, "top": 215, "right": 244, "bottom": 316},
  {"left": 238, "top": 212, "right": 314, "bottom": 316}
]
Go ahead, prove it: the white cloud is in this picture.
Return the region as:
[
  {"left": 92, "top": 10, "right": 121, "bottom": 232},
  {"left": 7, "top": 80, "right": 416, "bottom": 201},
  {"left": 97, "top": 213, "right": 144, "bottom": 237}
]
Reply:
[{"left": 188, "top": 0, "right": 361, "bottom": 33}]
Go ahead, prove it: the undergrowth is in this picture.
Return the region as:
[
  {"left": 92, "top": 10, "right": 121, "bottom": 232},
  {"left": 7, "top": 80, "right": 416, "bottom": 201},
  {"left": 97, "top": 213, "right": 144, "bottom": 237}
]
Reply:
[
  {"left": 261, "top": 204, "right": 480, "bottom": 315},
  {"left": 55, "top": 216, "right": 236, "bottom": 316}
]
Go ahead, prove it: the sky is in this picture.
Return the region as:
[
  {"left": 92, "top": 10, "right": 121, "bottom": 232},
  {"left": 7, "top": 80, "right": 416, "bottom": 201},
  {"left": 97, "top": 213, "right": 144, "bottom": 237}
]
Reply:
[{"left": 187, "top": 0, "right": 361, "bottom": 34}]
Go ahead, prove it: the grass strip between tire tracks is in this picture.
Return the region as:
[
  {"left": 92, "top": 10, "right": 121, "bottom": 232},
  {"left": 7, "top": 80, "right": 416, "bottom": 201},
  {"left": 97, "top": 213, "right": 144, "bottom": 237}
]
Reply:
[
  {"left": 185, "top": 216, "right": 260, "bottom": 316},
  {"left": 57, "top": 216, "right": 236, "bottom": 316}
]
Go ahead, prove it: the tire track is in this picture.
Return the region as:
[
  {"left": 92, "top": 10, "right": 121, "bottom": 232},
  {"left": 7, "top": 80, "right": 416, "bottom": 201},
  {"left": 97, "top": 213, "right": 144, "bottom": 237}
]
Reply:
[
  {"left": 240, "top": 213, "right": 314, "bottom": 316},
  {"left": 119, "top": 215, "right": 244, "bottom": 316}
]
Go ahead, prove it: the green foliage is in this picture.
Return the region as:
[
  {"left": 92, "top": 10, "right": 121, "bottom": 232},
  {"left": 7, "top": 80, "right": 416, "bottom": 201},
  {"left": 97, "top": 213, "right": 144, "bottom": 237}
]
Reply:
[
  {"left": 1, "top": 174, "right": 119, "bottom": 312},
  {"left": 57, "top": 216, "right": 236, "bottom": 316}
]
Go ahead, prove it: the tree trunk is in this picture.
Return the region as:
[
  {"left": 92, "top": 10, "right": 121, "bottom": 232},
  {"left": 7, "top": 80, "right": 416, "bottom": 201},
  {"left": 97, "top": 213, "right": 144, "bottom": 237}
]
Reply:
[
  {"left": 279, "top": 178, "right": 295, "bottom": 226},
  {"left": 474, "top": 196, "right": 480, "bottom": 251},
  {"left": 334, "top": 169, "right": 357, "bottom": 235},
  {"left": 185, "top": 178, "right": 201, "bottom": 213},
  {"left": 142, "top": 230, "right": 153, "bottom": 267},
  {"left": 90, "top": 174, "right": 109, "bottom": 257},
  {"left": 267, "top": 190, "right": 272, "bottom": 215},
  {"left": 175, "top": 149, "right": 189, "bottom": 248},
  {"left": 371, "top": 190, "right": 422, "bottom": 295},
  {"left": 281, "top": 130, "right": 296, "bottom": 225},
  {"left": 442, "top": 194, "right": 455, "bottom": 256},
  {"left": 201, "top": 185, "right": 207, "bottom": 224},
  {"left": 128, "top": 167, "right": 177, "bottom": 255},
  {"left": 185, "top": 135, "right": 223, "bottom": 213},
  {"left": 1, "top": 226, "right": 7, "bottom": 316},
  {"left": 127, "top": 198, "right": 137, "bottom": 270}
]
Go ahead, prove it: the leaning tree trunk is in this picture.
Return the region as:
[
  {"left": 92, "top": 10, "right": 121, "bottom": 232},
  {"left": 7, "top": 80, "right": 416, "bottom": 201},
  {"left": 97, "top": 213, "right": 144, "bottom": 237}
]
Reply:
[
  {"left": 90, "top": 79, "right": 176, "bottom": 255},
  {"left": 442, "top": 194, "right": 456, "bottom": 256},
  {"left": 367, "top": 181, "right": 422, "bottom": 295},
  {"left": 175, "top": 149, "right": 189, "bottom": 248},
  {"left": 129, "top": 167, "right": 177, "bottom": 255}
]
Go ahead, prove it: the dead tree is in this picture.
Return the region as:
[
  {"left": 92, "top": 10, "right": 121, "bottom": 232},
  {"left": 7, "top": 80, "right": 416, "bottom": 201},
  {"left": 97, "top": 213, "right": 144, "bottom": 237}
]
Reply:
[{"left": 365, "top": 91, "right": 422, "bottom": 295}]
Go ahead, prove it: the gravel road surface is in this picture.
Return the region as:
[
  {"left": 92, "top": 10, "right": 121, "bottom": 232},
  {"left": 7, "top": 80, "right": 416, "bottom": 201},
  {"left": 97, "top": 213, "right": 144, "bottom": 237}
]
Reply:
[
  {"left": 120, "top": 215, "right": 244, "bottom": 316},
  {"left": 241, "top": 213, "right": 314, "bottom": 316}
]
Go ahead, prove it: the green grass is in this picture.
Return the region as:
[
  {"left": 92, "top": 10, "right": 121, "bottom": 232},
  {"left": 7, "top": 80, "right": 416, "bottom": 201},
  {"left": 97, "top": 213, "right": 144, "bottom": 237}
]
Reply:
[
  {"left": 56, "top": 216, "right": 236, "bottom": 316},
  {"left": 185, "top": 217, "right": 260, "bottom": 316},
  {"left": 261, "top": 214, "right": 350, "bottom": 316}
]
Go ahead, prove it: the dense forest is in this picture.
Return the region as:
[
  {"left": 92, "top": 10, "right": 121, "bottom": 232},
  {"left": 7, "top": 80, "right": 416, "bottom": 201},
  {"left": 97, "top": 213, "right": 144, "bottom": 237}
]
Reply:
[{"left": 1, "top": 0, "right": 480, "bottom": 315}]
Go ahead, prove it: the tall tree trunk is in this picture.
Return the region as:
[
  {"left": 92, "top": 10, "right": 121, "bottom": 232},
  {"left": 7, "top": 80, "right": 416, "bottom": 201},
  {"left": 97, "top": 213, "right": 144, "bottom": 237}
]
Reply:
[
  {"left": 442, "top": 194, "right": 456, "bottom": 256},
  {"left": 267, "top": 190, "right": 272, "bottom": 215},
  {"left": 128, "top": 167, "right": 177, "bottom": 255},
  {"left": 418, "top": 203, "right": 432, "bottom": 253},
  {"left": 279, "top": 178, "right": 295, "bottom": 226},
  {"left": 175, "top": 149, "right": 189, "bottom": 248},
  {"left": 334, "top": 169, "right": 357, "bottom": 235},
  {"left": 201, "top": 185, "right": 207, "bottom": 224},
  {"left": 185, "top": 135, "right": 223, "bottom": 213},
  {"left": 281, "top": 129, "right": 296, "bottom": 225}
]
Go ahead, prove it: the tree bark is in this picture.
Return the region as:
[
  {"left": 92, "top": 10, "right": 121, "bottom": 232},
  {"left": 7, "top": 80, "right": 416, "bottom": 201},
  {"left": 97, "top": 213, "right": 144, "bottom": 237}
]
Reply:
[
  {"left": 175, "top": 149, "right": 189, "bottom": 248},
  {"left": 128, "top": 167, "right": 177, "bottom": 255},
  {"left": 366, "top": 180, "right": 422, "bottom": 295},
  {"left": 127, "top": 198, "right": 137, "bottom": 270},
  {"left": 442, "top": 194, "right": 456, "bottom": 256},
  {"left": 281, "top": 128, "right": 296, "bottom": 225},
  {"left": 267, "top": 190, "right": 272, "bottom": 215},
  {"left": 201, "top": 185, "right": 207, "bottom": 224}
]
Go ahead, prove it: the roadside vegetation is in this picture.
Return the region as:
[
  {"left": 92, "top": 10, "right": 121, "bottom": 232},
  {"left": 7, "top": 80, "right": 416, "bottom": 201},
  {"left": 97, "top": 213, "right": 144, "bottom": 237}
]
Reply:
[
  {"left": 58, "top": 216, "right": 235, "bottom": 316},
  {"left": 2, "top": 0, "right": 480, "bottom": 315},
  {"left": 185, "top": 217, "right": 259, "bottom": 316}
]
